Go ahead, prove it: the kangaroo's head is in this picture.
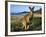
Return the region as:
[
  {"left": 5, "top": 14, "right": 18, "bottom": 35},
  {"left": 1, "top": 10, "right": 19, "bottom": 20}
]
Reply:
[{"left": 29, "top": 6, "right": 34, "bottom": 12}]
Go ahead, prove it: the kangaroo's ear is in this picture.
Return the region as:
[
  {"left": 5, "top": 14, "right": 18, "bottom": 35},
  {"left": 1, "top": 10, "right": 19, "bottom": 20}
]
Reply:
[
  {"left": 29, "top": 6, "right": 32, "bottom": 10},
  {"left": 29, "top": 6, "right": 34, "bottom": 11},
  {"left": 29, "top": 6, "right": 35, "bottom": 12},
  {"left": 32, "top": 7, "right": 35, "bottom": 10}
]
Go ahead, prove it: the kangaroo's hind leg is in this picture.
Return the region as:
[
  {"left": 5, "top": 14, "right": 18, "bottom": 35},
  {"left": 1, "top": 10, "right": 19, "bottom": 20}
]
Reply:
[{"left": 26, "top": 25, "right": 29, "bottom": 30}]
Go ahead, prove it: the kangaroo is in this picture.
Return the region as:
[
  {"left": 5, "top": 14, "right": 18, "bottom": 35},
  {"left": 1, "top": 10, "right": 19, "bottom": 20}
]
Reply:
[{"left": 21, "top": 6, "right": 34, "bottom": 30}]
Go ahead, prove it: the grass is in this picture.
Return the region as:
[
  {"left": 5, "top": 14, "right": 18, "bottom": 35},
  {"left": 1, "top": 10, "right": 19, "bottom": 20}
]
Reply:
[
  {"left": 11, "top": 16, "right": 42, "bottom": 32},
  {"left": 29, "top": 17, "right": 42, "bottom": 31}
]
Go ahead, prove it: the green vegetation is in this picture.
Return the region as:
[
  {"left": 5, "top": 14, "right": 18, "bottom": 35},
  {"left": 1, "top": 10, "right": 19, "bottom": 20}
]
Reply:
[
  {"left": 11, "top": 16, "right": 42, "bottom": 32},
  {"left": 29, "top": 17, "right": 42, "bottom": 31}
]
